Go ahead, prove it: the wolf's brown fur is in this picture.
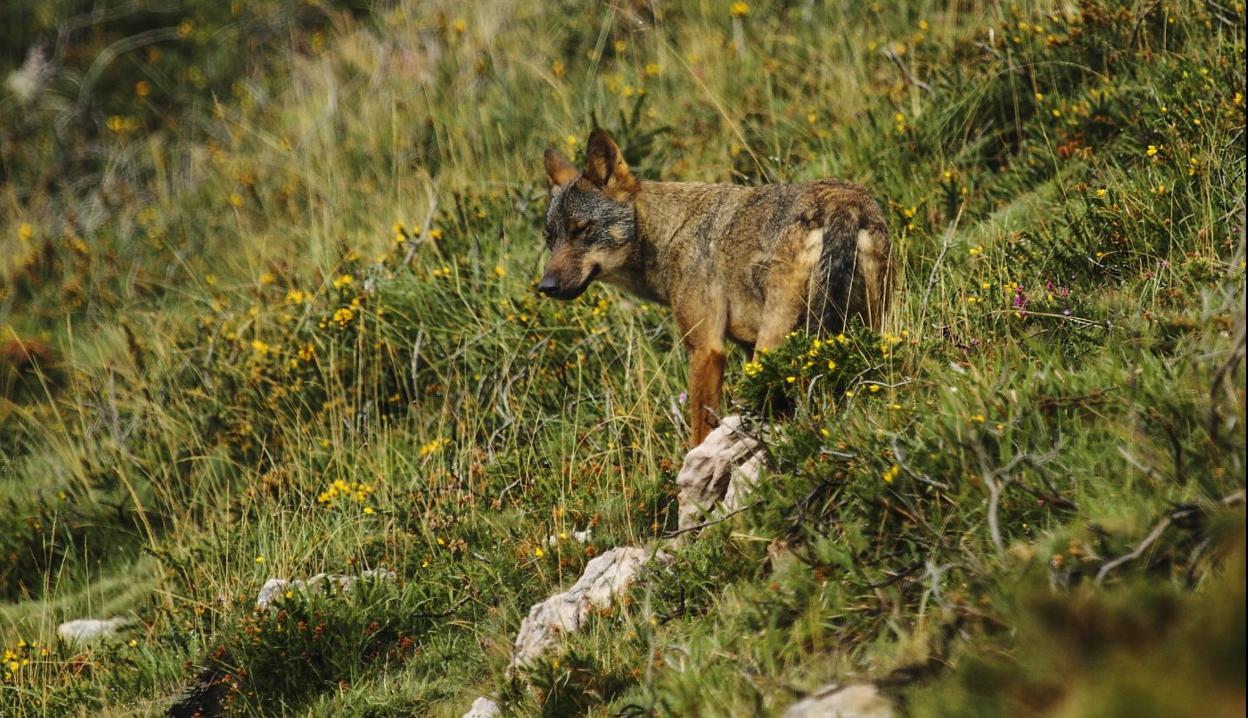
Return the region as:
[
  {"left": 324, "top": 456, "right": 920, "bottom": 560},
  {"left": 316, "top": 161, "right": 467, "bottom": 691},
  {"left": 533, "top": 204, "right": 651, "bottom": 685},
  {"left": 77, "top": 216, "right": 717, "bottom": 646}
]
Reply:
[{"left": 539, "top": 130, "right": 892, "bottom": 445}]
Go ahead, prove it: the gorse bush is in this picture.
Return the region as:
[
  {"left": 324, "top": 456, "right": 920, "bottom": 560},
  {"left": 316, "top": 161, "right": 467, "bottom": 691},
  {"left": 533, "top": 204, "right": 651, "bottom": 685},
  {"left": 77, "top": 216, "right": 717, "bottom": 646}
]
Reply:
[
  {"left": 0, "top": 0, "right": 1243, "bottom": 715},
  {"left": 732, "top": 327, "right": 883, "bottom": 417}
]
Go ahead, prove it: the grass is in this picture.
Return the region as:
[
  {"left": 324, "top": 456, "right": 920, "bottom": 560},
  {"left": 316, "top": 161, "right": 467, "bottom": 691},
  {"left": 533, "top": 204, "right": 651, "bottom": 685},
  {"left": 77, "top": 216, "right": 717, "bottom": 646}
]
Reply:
[{"left": 1, "top": 0, "right": 1244, "bottom": 715}]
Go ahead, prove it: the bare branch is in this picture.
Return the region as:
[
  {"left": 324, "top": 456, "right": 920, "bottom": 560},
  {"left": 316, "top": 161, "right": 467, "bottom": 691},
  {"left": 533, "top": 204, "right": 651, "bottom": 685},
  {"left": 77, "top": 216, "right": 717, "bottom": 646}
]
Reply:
[
  {"left": 882, "top": 47, "right": 932, "bottom": 92},
  {"left": 663, "top": 504, "right": 753, "bottom": 538},
  {"left": 1095, "top": 514, "right": 1173, "bottom": 584},
  {"left": 918, "top": 202, "right": 965, "bottom": 332}
]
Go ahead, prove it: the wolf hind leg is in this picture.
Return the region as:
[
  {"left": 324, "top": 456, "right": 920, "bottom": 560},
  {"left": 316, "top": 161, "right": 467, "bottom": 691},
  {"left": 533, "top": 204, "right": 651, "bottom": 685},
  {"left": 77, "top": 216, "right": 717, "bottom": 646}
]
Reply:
[{"left": 756, "top": 227, "right": 829, "bottom": 353}]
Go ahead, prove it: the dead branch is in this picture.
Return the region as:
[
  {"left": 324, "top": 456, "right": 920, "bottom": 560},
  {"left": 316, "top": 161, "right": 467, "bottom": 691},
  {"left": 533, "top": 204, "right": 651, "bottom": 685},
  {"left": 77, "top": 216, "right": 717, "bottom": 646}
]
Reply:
[
  {"left": 918, "top": 202, "right": 965, "bottom": 332},
  {"left": 664, "top": 504, "right": 753, "bottom": 538},
  {"left": 882, "top": 47, "right": 932, "bottom": 92},
  {"left": 1095, "top": 513, "right": 1174, "bottom": 584},
  {"left": 970, "top": 441, "right": 1062, "bottom": 553}
]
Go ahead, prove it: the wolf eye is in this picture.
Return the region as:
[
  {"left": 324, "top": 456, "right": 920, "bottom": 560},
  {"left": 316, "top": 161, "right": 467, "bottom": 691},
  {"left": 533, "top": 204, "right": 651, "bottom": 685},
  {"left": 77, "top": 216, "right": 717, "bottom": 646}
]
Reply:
[{"left": 572, "top": 221, "right": 594, "bottom": 238}]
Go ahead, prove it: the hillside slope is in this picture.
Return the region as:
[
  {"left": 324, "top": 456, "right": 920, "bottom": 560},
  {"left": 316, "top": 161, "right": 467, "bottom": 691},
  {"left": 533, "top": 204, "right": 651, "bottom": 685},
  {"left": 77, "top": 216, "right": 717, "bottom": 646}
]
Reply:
[{"left": 1, "top": 1, "right": 1244, "bottom": 716}]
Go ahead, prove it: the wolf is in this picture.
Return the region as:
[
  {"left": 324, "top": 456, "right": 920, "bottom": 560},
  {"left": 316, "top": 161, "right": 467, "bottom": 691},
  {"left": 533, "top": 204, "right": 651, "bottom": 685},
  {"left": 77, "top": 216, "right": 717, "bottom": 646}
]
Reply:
[{"left": 539, "top": 130, "right": 892, "bottom": 445}]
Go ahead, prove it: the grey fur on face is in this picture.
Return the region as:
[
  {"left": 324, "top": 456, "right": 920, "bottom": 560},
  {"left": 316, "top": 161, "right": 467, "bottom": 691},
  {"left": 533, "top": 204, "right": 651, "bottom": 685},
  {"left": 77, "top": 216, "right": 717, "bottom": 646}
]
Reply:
[{"left": 545, "top": 181, "right": 636, "bottom": 251}]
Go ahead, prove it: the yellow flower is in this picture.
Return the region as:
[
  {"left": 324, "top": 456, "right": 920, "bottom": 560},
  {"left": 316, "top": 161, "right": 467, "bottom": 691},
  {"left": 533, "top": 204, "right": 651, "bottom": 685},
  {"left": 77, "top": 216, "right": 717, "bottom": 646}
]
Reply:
[
  {"left": 259, "top": 272, "right": 276, "bottom": 285},
  {"left": 332, "top": 274, "right": 353, "bottom": 289},
  {"left": 106, "top": 115, "right": 139, "bottom": 133},
  {"left": 1095, "top": 188, "right": 1107, "bottom": 198},
  {"left": 332, "top": 307, "right": 354, "bottom": 326},
  {"left": 730, "top": 2, "right": 749, "bottom": 17},
  {"left": 228, "top": 192, "right": 244, "bottom": 208},
  {"left": 255, "top": 556, "right": 266, "bottom": 564},
  {"left": 644, "top": 62, "right": 662, "bottom": 77},
  {"left": 419, "top": 437, "right": 447, "bottom": 457},
  {"left": 128, "top": 639, "right": 138, "bottom": 648},
  {"left": 134, "top": 80, "right": 151, "bottom": 98},
  {"left": 17, "top": 222, "right": 33, "bottom": 242},
  {"left": 428, "top": 228, "right": 444, "bottom": 241},
  {"left": 534, "top": 547, "right": 545, "bottom": 558},
  {"left": 286, "top": 289, "right": 306, "bottom": 304},
  {"left": 298, "top": 344, "right": 316, "bottom": 361},
  {"left": 251, "top": 340, "right": 270, "bottom": 355},
  {"left": 883, "top": 464, "right": 901, "bottom": 484},
  {"left": 868, "top": 384, "right": 881, "bottom": 393},
  {"left": 493, "top": 265, "right": 507, "bottom": 279},
  {"left": 1146, "top": 144, "right": 1159, "bottom": 157}
]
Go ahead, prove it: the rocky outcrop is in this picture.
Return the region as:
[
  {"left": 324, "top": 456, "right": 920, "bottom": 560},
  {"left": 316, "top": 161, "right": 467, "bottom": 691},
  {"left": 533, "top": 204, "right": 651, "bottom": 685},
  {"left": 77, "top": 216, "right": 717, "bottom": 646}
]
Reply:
[
  {"left": 675, "top": 415, "right": 766, "bottom": 531},
  {"left": 510, "top": 546, "right": 664, "bottom": 671},
  {"left": 459, "top": 546, "right": 665, "bottom": 717},
  {"left": 461, "top": 417, "right": 770, "bottom": 716}
]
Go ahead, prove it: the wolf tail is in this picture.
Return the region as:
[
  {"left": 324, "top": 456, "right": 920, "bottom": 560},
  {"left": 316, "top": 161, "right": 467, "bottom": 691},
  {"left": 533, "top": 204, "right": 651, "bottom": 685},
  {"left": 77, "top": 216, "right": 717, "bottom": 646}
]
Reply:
[{"left": 805, "top": 201, "right": 892, "bottom": 336}]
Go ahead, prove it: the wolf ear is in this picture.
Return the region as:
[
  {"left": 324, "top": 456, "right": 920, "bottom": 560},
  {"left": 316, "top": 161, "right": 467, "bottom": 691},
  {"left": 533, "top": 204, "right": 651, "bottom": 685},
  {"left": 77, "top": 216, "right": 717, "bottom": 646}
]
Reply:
[
  {"left": 544, "top": 149, "right": 579, "bottom": 187},
  {"left": 584, "top": 129, "right": 639, "bottom": 199}
]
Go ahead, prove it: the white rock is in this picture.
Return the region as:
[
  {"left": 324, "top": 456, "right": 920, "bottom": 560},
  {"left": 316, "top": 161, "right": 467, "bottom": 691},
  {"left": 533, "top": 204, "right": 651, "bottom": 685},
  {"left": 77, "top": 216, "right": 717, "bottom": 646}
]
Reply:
[
  {"left": 510, "top": 546, "right": 664, "bottom": 671},
  {"left": 255, "top": 568, "right": 396, "bottom": 610},
  {"left": 676, "top": 415, "right": 766, "bottom": 531},
  {"left": 544, "top": 527, "right": 593, "bottom": 547},
  {"left": 461, "top": 696, "right": 501, "bottom": 718},
  {"left": 57, "top": 617, "right": 131, "bottom": 645},
  {"left": 782, "top": 684, "right": 893, "bottom": 718},
  {"left": 6, "top": 45, "right": 53, "bottom": 104}
]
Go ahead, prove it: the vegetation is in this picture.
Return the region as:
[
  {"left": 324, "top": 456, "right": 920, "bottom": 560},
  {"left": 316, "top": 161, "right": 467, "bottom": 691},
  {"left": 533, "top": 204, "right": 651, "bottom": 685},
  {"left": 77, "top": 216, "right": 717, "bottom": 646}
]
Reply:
[{"left": 1, "top": 0, "right": 1243, "bottom": 715}]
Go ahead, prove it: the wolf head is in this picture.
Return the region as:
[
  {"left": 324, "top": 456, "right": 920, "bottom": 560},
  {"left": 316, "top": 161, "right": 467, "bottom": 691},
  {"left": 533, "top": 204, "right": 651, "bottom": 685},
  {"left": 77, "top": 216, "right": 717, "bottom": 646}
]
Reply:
[{"left": 538, "top": 130, "right": 639, "bottom": 300}]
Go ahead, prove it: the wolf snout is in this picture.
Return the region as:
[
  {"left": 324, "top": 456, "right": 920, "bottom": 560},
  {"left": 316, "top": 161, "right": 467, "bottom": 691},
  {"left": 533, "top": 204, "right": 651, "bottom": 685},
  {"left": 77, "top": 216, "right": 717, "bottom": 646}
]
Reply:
[
  {"left": 537, "top": 265, "right": 600, "bottom": 300},
  {"left": 537, "top": 274, "right": 561, "bottom": 296}
]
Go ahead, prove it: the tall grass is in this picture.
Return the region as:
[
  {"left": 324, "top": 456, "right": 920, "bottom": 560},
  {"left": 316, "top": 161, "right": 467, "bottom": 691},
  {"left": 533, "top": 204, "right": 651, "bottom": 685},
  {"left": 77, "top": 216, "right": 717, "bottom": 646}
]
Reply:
[{"left": 1, "top": 0, "right": 1244, "bottom": 715}]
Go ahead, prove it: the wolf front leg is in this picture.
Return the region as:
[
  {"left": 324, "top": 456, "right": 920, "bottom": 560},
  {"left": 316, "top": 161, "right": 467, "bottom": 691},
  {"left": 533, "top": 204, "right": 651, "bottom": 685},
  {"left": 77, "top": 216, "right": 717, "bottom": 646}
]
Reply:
[
  {"left": 687, "top": 345, "right": 726, "bottom": 447},
  {"left": 675, "top": 293, "right": 728, "bottom": 447}
]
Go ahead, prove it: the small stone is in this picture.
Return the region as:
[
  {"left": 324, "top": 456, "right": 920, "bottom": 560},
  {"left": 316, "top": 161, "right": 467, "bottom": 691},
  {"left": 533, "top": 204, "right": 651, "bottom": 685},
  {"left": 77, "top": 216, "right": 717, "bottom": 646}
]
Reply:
[
  {"left": 57, "top": 617, "right": 131, "bottom": 645},
  {"left": 782, "top": 684, "right": 893, "bottom": 718},
  {"left": 461, "top": 696, "right": 501, "bottom": 718},
  {"left": 544, "top": 527, "right": 593, "bottom": 547},
  {"left": 255, "top": 568, "right": 396, "bottom": 610}
]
